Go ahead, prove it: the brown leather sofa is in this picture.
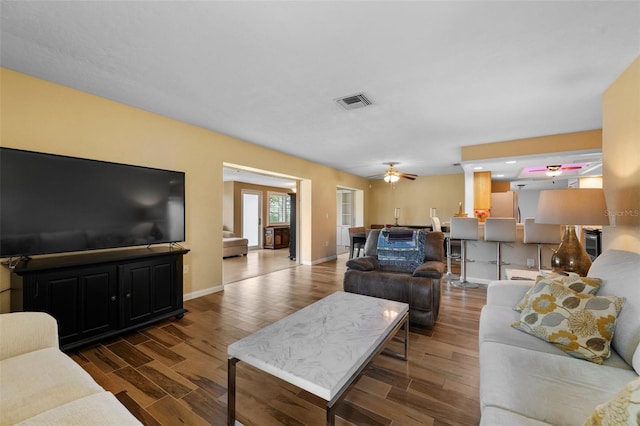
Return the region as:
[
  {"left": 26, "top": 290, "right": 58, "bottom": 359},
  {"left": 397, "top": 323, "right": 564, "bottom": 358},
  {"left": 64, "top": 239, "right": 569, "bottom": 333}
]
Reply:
[{"left": 343, "top": 229, "right": 445, "bottom": 328}]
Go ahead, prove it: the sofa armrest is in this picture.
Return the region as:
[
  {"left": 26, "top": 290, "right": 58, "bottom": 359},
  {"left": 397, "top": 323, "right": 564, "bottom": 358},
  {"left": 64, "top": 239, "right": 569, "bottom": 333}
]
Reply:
[
  {"left": 486, "top": 280, "right": 534, "bottom": 308},
  {"left": 413, "top": 261, "right": 445, "bottom": 279},
  {"left": 0, "top": 312, "right": 59, "bottom": 360},
  {"left": 345, "top": 256, "right": 379, "bottom": 271}
]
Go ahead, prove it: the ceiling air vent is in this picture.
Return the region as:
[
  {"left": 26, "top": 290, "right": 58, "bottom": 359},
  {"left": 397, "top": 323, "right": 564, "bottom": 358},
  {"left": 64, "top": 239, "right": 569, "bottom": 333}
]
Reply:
[{"left": 335, "top": 93, "right": 372, "bottom": 110}]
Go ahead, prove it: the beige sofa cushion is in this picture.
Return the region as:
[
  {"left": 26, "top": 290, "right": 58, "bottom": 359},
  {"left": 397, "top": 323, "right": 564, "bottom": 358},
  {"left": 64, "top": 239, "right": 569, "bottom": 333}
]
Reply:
[
  {"left": 588, "top": 250, "right": 640, "bottom": 368},
  {"left": 16, "top": 392, "right": 141, "bottom": 425},
  {"left": 223, "top": 237, "right": 249, "bottom": 248},
  {"left": 480, "top": 304, "right": 632, "bottom": 370},
  {"left": 0, "top": 312, "right": 58, "bottom": 360},
  {"left": 480, "top": 342, "right": 638, "bottom": 425},
  {"left": 480, "top": 406, "right": 551, "bottom": 426},
  {"left": 583, "top": 377, "right": 640, "bottom": 426},
  {"left": 0, "top": 348, "right": 104, "bottom": 425}
]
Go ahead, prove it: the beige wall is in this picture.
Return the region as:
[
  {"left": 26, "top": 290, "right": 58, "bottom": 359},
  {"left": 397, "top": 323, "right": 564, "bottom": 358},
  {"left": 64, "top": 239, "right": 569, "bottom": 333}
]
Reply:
[
  {"left": 368, "top": 174, "right": 465, "bottom": 226},
  {"left": 0, "top": 68, "right": 369, "bottom": 307},
  {"left": 461, "top": 129, "right": 602, "bottom": 161},
  {"left": 223, "top": 181, "right": 234, "bottom": 232},
  {"left": 602, "top": 56, "right": 640, "bottom": 252}
]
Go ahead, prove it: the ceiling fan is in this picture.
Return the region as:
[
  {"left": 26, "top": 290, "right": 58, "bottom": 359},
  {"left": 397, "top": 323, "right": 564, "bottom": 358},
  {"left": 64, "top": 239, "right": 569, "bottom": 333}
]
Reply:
[
  {"left": 527, "top": 164, "right": 584, "bottom": 177},
  {"left": 382, "top": 162, "right": 417, "bottom": 183}
]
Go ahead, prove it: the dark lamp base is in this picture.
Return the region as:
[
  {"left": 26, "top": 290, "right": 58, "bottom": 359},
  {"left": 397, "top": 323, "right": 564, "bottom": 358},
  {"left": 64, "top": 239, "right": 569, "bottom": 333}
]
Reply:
[{"left": 551, "top": 225, "right": 592, "bottom": 277}]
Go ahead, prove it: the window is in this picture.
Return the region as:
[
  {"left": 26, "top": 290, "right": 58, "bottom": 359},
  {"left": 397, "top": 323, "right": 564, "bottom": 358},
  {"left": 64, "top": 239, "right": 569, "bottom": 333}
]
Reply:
[{"left": 268, "top": 192, "right": 290, "bottom": 225}]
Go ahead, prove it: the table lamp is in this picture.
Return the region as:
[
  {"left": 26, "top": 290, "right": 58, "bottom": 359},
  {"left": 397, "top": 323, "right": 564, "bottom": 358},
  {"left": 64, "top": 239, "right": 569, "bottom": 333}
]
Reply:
[{"left": 535, "top": 188, "right": 609, "bottom": 276}]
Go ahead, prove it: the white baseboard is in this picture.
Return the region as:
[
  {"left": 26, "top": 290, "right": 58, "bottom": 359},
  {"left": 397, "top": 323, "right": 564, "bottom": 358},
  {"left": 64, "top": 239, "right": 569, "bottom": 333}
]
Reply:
[
  {"left": 301, "top": 254, "right": 337, "bottom": 265},
  {"left": 184, "top": 285, "right": 223, "bottom": 301}
]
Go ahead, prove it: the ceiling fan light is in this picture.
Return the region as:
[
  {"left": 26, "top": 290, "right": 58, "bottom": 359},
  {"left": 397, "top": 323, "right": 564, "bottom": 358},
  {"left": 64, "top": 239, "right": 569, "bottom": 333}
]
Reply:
[
  {"left": 384, "top": 173, "right": 400, "bottom": 183},
  {"left": 546, "top": 170, "right": 562, "bottom": 177}
]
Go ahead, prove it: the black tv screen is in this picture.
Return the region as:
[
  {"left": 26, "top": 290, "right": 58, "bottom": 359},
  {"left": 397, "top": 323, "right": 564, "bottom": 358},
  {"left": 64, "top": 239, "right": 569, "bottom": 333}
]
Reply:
[{"left": 0, "top": 148, "right": 185, "bottom": 258}]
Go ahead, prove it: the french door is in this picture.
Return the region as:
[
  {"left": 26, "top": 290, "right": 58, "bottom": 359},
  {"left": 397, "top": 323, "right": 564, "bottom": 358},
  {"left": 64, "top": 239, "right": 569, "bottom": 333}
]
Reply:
[{"left": 242, "top": 190, "right": 262, "bottom": 249}]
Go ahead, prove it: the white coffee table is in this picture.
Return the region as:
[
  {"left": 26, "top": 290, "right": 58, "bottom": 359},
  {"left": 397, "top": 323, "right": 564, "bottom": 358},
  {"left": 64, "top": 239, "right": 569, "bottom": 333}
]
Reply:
[{"left": 227, "top": 291, "right": 409, "bottom": 425}]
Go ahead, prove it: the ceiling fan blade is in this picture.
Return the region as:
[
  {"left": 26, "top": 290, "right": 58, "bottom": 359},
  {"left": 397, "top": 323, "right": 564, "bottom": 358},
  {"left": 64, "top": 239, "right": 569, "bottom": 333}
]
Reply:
[
  {"left": 560, "top": 166, "right": 583, "bottom": 170},
  {"left": 399, "top": 174, "right": 417, "bottom": 180}
]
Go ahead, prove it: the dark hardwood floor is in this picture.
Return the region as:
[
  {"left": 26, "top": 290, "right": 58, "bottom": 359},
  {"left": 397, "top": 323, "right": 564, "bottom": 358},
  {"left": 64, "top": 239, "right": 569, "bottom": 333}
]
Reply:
[{"left": 69, "top": 255, "right": 486, "bottom": 425}]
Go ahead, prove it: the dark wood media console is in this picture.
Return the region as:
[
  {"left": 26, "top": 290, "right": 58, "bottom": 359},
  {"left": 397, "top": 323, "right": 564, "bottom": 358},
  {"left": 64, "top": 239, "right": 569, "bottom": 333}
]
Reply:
[{"left": 9, "top": 247, "right": 189, "bottom": 351}]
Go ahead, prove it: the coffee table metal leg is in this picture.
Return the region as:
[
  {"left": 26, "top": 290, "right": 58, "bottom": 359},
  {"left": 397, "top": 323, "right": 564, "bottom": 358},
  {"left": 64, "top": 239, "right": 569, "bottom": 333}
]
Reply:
[
  {"left": 403, "top": 319, "right": 409, "bottom": 359},
  {"left": 228, "top": 357, "right": 239, "bottom": 426},
  {"left": 382, "top": 315, "right": 409, "bottom": 361},
  {"left": 326, "top": 403, "right": 336, "bottom": 426}
]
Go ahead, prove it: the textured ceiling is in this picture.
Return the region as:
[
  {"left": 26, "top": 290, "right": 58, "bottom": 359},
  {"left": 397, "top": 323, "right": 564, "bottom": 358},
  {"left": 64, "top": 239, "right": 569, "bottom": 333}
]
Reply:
[{"left": 2, "top": 1, "right": 638, "bottom": 184}]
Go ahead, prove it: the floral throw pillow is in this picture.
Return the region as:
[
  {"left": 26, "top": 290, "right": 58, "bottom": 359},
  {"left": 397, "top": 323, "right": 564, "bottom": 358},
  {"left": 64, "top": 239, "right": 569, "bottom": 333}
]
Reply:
[
  {"left": 512, "top": 282, "right": 625, "bottom": 364},
  {"left": 583, "top": 377, "right": 640, "bottom": 425},
  {"left": 514, "top": 274, "right": 603, "bottom": 312}
]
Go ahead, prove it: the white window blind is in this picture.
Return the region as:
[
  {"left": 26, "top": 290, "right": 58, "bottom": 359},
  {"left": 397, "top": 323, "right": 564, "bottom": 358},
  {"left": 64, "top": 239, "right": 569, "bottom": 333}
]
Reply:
[{"left": 268, "top": 192, "right": 290, "bottom": 226}]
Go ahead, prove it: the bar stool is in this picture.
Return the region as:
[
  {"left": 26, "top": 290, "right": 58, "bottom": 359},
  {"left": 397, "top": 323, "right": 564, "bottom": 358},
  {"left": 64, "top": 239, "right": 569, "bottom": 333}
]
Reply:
[
  {"left": 449, "top": 217, "right": 479, "bottom": 288},
  {"left": 348, "top": 226, "right": 366, "bottom": 259},
  {"left": 484, "top": 218, "right": 517, "bottom": 280},
  {"left": 433, "top": 216, "right": 449, "bottom": 274},
  {"left": 523, "top": 217, "right": 561, "bottom": 272}
]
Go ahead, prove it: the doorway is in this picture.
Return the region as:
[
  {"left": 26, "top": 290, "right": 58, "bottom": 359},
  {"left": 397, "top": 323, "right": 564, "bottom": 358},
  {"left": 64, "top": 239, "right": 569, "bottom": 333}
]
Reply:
[
  {"left": 336, "top": 187, "right": 364, "bottom": 255},
  {"left": 242, "top": 190, "right": 262, "bottom": 249}
]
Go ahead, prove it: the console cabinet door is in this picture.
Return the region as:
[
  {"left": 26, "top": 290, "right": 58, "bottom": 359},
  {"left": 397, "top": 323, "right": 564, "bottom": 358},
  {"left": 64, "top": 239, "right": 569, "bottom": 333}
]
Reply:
[
  {"left": 120, "top": 256, "right": 178, "bottom": 328},
  {"left": 24, "top": 266, "right": 118, "bottom": 347}
]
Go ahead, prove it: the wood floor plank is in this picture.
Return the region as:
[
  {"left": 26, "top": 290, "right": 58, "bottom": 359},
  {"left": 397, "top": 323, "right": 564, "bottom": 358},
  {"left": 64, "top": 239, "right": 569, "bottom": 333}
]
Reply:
[
  {"left": 107, "top": 340, "right": 154, "bottom": 368},
  {"left": 137, "top": 339, "right": 187, "bottom": 367},
  {"left": 143, "top": 327, "right": 185, "bottom": 347},
  {"left": 146, "top": 395, "right": 211, "bottom": 426},
  {"left": 138, "top": 361, "right": 197, "bottom": 399},
  {"left": 111, "top": 366, "right": 168, "bottom": 407},
  {"left": 181, "top": 387, "right": 228, "bottom": 425},
  {"left": 115, "top": 391, "right": 162, "bottom": 426},
  {"left": 344, "top": 387, "right": 434, "bottom": 426},
  {"left": 80, "top": 344, "right": 128, "bottom": 373},
  {"left": 69, "top": 250, "right": 486, "bottom": 425}
]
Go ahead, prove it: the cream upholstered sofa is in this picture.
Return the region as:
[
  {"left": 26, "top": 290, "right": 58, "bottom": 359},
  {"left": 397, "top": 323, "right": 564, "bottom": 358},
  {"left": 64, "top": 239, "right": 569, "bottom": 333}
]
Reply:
[
  {"left": 0, "top": 312, "right": 141, "bottom": 425},
  {"left": 223, "top": 230, "right": 248, "bottom": 258},
  {"left": 479, "top": 249, "right": 640, "bottom": 425}
]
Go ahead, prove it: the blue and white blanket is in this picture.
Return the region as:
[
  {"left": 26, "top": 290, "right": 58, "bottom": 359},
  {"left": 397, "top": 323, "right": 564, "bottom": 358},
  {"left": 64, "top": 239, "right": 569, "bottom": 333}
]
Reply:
[{"left": 377, "top": 229, "right": 426, "bottom": 272}]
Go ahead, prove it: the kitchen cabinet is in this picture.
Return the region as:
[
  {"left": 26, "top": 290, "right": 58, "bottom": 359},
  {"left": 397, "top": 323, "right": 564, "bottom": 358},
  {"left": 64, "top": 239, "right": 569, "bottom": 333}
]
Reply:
[{"left": 474, "top": 171, "right": 492, "bottom": 211}]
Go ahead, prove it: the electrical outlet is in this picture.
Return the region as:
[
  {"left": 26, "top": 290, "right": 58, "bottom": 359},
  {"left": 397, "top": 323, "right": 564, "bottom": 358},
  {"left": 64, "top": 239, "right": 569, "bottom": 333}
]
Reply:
[
  {"left": 183, "top": 265, "right": 189, "bottom": 274},
  {"left": 325, "top": 241, "right": 329, "bottom": 247}
]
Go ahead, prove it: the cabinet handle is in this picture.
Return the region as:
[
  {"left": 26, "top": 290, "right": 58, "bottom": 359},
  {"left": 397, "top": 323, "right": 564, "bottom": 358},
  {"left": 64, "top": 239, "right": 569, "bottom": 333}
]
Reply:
[{"left": 111, "top": 296, "right": 117, "bottom": 302}]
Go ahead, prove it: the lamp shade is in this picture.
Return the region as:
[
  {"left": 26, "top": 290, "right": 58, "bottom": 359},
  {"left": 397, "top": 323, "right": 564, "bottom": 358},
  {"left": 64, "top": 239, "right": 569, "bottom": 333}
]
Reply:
[{"left": 535, "top": 188, "right": 609, "bottom": 226}]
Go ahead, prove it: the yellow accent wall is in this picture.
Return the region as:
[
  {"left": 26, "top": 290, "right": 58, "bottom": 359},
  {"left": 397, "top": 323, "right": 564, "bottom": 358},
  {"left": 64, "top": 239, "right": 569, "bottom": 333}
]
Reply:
[
  {"left": 0, "top": 68, "right": 369, "bottom": 310},
  {"left": 368, "top": 174, "right": 465, "bottom": 227},
  {"left": 602, "top": 56, "right": 640, "bottom": 252}
]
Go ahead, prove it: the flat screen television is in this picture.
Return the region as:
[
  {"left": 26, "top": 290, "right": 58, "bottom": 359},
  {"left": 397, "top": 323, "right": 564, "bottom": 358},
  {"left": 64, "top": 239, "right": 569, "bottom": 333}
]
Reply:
[{"left": 0, "top": 148, "right": 186, "bottom": 258}]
